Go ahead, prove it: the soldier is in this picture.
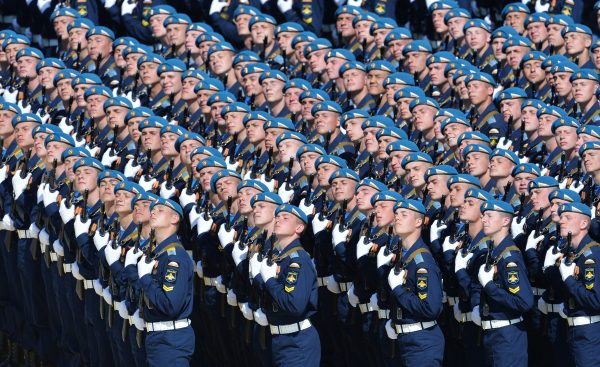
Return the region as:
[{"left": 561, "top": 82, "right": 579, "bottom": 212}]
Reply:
[
  {"left": 563, "top": 24, "right": 594, "bottom": 69},
  {"left": 570, "top": 69, "right": 600, "bottom": 126}
]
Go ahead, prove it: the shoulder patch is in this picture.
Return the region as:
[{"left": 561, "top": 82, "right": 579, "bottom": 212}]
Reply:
[
  {"left": 289, "top": 251, "right": 299, "bottom": 259},
  {"left": 506, "top": 261, "right": 517, "bottom": 268},
  {"left": 164, "top": 268, "right": 178, "bottom": 284},
  {"left": 166, "top": 247, "right": 177, "bottom": 256},
  {"left": 284, "top": 269, "right": 299, "bottom": 293},
  {"left": 416, "top": 268, "right": 428, "bottom": 274},
  {"left": 414, "top": 253, "right": 424, "bottom": 264}
]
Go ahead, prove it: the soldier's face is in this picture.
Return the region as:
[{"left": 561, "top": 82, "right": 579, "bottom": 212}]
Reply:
[
  {"left": 127, "top": 117, "right": 143, "bottom": 142},
  {"left": 16, "top": 56, "right": 38, "bottom": 78},
  {"left": 198, "top": 41, "right": 215, "bottom": 62},
  {"left": 467, "top": 81, "right": 492, "bottom": 106},
  {"left": 141, "top": 128, "right": 161, "bottom": 151},
  {"left": 278, "top": 140, "right": 303, "bottom": 164},
  {"left": 115, "top": 190, "right": 135, "bottom": 215},
  {"left": 396, "top": 98, "right": 413, "bottom": 119},
  {"left": 344, "top": 118, "right": 365, "bottom": 142},
  {"left": 575, "top": 133, "right": 598, "bottom": 154},
  {"left": 166, "top": 24, "right": 187, "bottom": 47},
  {"left": 87, "top": 35, "right": 112, "bottom": 61},
  {"left": 336, "top": 14, "right": 356, "bottom": 38},
  {"left": 504, "top": 12, "right": 526, "bottom": 34},
  {"left": 491, "top": 38, "right": 507, "bottom": 61},
  {"left": 185, "top": 30, "right": 202, "bottom": 53},
  {"left": 238, "top": 187, "right": 261, "bottom": 215},
  {"left": 284, "top": 87, "right": 303, "bottom": 113},
  {"left": 354, "top": 21, "right": 374, "bottom": 43},
  {"left": 182, "top": 77, "right": 200, "bottom": 101},
  {"left": 377, "top": 136, "right": 396, "bottom": 159},
  {"left": 134, "top": 200, "right": 152, "bottom": 224},
  {"left": 429, "top": 63, "right": 448, "bottom": 87},
  {"left": 308, "top": 49, "right": 328, "bottom": 74},
  {"left": 521, "top": 107, "right": 539, "bottom": 133},
  {"left": 465, "top": 152, "right": 490, "bottom": 177},
  {"left": 209, "top": 51, "right": 234, "bottom": 77},
  {"left": 235, "top": 15, "right": 252, "bottom": 36},
  {"left": 584, "top": 150, "right": 600, "bottom": 174},
  {"left": 160, "top": 71, "right": 183, "bottom": 95},
  {"left": 547, "top": 24, "right": 565, "bottom": 47},
  {"left": 245, "top": 120, "right": 266, "bottom": 144},
  {"left": 572, "top": 79, "right": 598, "bottom": 104},
  {"left": 331, "top": 178, "right": 357, "bottom": 202},
  {"left": 426, "top": 175, "right": 449, "bottom": 201},
  {"left": 316, "top": 163, "right": 336, "bottom": 187},
  {"left": 210, "top": 102, "right": 227, "bottom": 126},
  {"left": 53, "top": 16, "right": 73, "bottom": 40},
  {"left": 277, "top": 32, "right": 296, "bottom": 55},
  {"left": 489, "top": 156, "right": 515, "bottom": 179},
  {"left": 537, "top": 114, "right": 557, "bottom": 137},
  {"left": 449, "top": 183, "right": 470, "bottom": 208},
  {"left": 241, "top": 73, "right": 262, "bottom": 97},
  {"left": 523, "top": 60, "right": 546, "bottom": 84},
  {"left": 273, "top": 212, "right": 305, "bottom": 238},
  {"left": 505, "top": 46, "right": 528, "bottom": 70},
  {"left": 65, "top": 156, "right": 80, "bottom": 181},
  {"left": 356, "top": 186, "right": 377, "bottom": 211},
  {"left": 481, "top": 211, "right": 509, "bottom": 236},
  {"left": 0, "top": 110, "right": 15, "bottom": 137},
  {"left": 56, "top": 79, "right": 74, "bottom": 101},
  {"left": 343, "top": 70, "right": 367, "bottom": 93},
  {"left": 447, "top": 17, "right": 467, "bottom": 40},
  {"left": 412, "top": 105, "right": 436, "bottom": 132},
  {"left": 150, "top": 205, "right": 179, "bottom": 229},
  {"left": 465, "top": 28, "right": 490, "bottom": 52},
  {"left": 559, "top": 212, "right": 589, "bottom": 238},
  {"left": 46, "top": 142, "right": 69, "bottom": 163},
  {"left": 431, "top": 10, "right": 449, "bottom": 34},
  {"left": 299, "top": 152, "right": 320, "bottom": 175},
  {"left": 513, "top": 173, "right": 536, "bottom": 195},
  {"left": 555, "top": 126, "right": 577, "bottom": 152},
  {"left": 367, "top": 70, "right": 388, "bottom": 96},
  {"left": 250, "top": 23, "right": 274, "bottom": 45},
  {"left": 459, "top": 197, "right": 483, "bottom": 222},
  {"left": 564, "top": 33, "right": 592, "bottom": 56},
  {"left": 160, "top": 132, "right": 179, "bottom": 157},
  {"left": 224, "top": 112, "right": 246, "bottom": 135},
  {"left": 86, "top": 95, "right": 108, "bottom": 119},
  {"left": 294, "top": 42, "right": 309, "bottom": 63},
  {"left": 549, "top": 199, "right": 566, "bottom": 222},
  {"left": 301, "top": 98, "right": 317, "bottom": 121},
  {"left": 114, "top": 45, "right": 127, "bottom": 68},
  {"left": 33, "top": 133, "right": 48, "bottom": 158},
  {"left": 75, "top": 167, "right": 99, "bottom": 193},
  {"left": 500, "top": 99, "right": 522, "bottom": 123},
  {"left": 405, "top": 162, "right": 429, "bottom": 189},
  {"left": 253, "top": 202, "right": 278, "bottom": 226},
  {"left": 394, "top": 209, "right": 423, "bottom": 236},
  {"left": 553, "top": 72, "right": 573, "bottom": 97},
  {"left": 149, "top": 15, "right": 168, "bottom": 38},
  {"left": 594, "top": 48, "right": 600, "bottom": 69},
  {"left": 527, "top": 22, "right": 548, "bottom": 44},
  {"left": 262, "top": 79, "right": 285, "bottom": 104},
  {"left": 389, "top": 151, "right": 408, "bottom": 176},
  {"left": 385, "top": 84, "right": 403, "bottom": 106},
  {"left": 265, "top": 128, "right": 285, "bottom": 152},
  {"left": 39, "top": 67, "right": 60, "bottom": 89},
  {"left": 373, "top": 29, "right": 391, "bottom": 49},
  {"left": 140, "top": 62, "right": 160, "bottom": 86},
  {"left": 215, "top": 177, "right": 240, "bottom": 201},
  {"left": 405, "top": 52, "right": 428, "bottom": 74},
  {"left": 68, "top": 28, "right": 88, "bottom": 51},
  {"left": 314, "top": 111, "right": 340, "bottom": 135},
  {"left": 197, "top": 90, "right": 215, "bottom": 113},
  {"left": 106, "top": 106, "right": 129, "bottom": 129},
  {"left": 199, "top": 167, "right": 219, "bottom": 191},
  {"left": 374, "top": 200, "right": 395, "bottom": 227},
  {"left": 325, "top": 57, "right": 345, "bottom": 80},
  {"left": 5, "top": 44, "right": 26, "bottom": 66},
  {"left": 14, "top": 122, "right": 35, "bottom": 148},
  {"left": 179, "top": 140, "right": 201, "bottom": 165},
  {"left": 389, "top": 39, "right": 409, "bottom": 61}
]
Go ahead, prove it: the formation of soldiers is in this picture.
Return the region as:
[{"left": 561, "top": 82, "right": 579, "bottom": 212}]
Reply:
[{"left": 0, "top": 0, "right": 600, "bottom": 366}]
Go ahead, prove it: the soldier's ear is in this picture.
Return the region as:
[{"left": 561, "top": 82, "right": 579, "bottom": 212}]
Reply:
[{"left": 169, "top": 212, "right": 179, "bottom": 226}]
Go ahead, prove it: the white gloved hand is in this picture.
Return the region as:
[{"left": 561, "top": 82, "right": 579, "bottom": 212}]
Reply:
[
  {"left": 52, "top": 239, "right": 64, "bottom": 256},
  {"left": 39, "top": 113, "right": 50, "bottom": 124},
  {"left": 537, "top": 297, "right": 548, "bottom": 315},
  {"left": 12, "top": 171, "right": 30, "bottom": 198},
  {"left": 132, "top": 309, "right": 146, "bottom": 331},
  {"left": 138, "top": 176, "right": 157, "bottom": 192},
  {"left": 2, "top": 88, "right": 17, "bottom": 103},
  {"left": 36, "top": 182, "right": 45, "bottom": 203},
  {"left": 189, "top": 208, "right": 201, "bottom": 228},
  {"left": 558, "top": 303, "right": 567, "bottom": 319},
  {"left": 511, "top": 217, "right": 526, "bottom": 237},
  {"left": 103, "top": 0, "right": 117, "bottom": 8},
  {"left": 121, "top": 0, "right": 137, "bottom": 15},
  {"left": 231, "top": 242, "right": 248, "bottom": 266},
  {"left": 226, "top": 289, "right": 237, "bottom": 306},
  {"left": 496, "top": 137, "right": 513, "bottom": 150},
  {"left": 104, "top": 244, "right": 121, "bottom": 266},
  {"left": 478, "top": 264, "right": 494, "bottom": 287},
  {"left": 101, "top": 149, "right": 119, "bottom": 167},
  {"left": 332, "top": 223, "right": 349, "bottom": 248},
  {"left": 249, "top": 254, "right": 262, "bottom": 279},
  {"left": 92, "top": 229, "right": 109, "bottom": 251},
  {"left": 388, "top": 268, "right": 406, "bottom": 290},
  {"left": 453, "top": 303, "right": 462, "bottom": 322},
  {"left": 225, "top": 159, "right": 239, "bottom": 172},
  {"left": 312, "top": 215, "right": 328, "bottom": 234},
  {"left": 27, "top": 222, "right": 40, "bottom": 238},
  {"left": 356, "top": 236, "right": 372, "bottom": 260},
  {"left": 278, "top": 184, "right": 294, "bottom": 203},
  {"left": 137, "top": 256, "right": 156, "bottom": 278},
  {"left": 556, "top": 176, "right": 568, "bottom": 190},
  {"left": 0, "top": 166, "right": 7, "bottom": 185},
  {"left": 39, "top": 228, "right": 50, "bottom": 246},
  {"left": 454, "top": 252, "right": 473, "bottom": 272},
  {"left": 71, "top": 262, "right": 84, "bottom": 280},
  {"left": 218, "top": 224, "right": 235, "bottom": 247},
  {"left": 430, "top": 219, "right": 447, "bottom": 242},
  {"left": 385, "top": 320, "right": 397, "bottom": 340},
  {"left": 260, "top": 261, "right": 277, "bottom": 283},
  {"left": 442, "top": 237, "right": 459, "bottom": 253},
  {"left": 254, "top": 308, "right": 269, "bottom": 326},
  {"left": 117, "top": 300, "right": 129, "bottom": 319},
  {"left": 17, "top": 101, "right": 31, "bottom": 113},
  {"left": 74, "top": 137, "right": 86, "bottom": 148},
  {"left": 325, "top": 275, "right": 341, "bottom": 294},
  {"left": 368, "top": 293, "right": 379, "bottom": 311},
  {"left": 125, "top": 247, "right": 143, "bottom": 267},
  {"left": 93, "top": 279, "right": 103, "bottom": 296},
  {"left": 347, "top": 284, "right": 359, "bottom": 307},
  {"left": 179, "top": 189, "right": 196, "bottom": 208},
  {"left": 102, "top": 287, "right": 112, "bottom": 305},
  {"left": 543, "top": 247, "right": 562, "bottom": 269},
  {"left": 123, "top": 158, "right": 140, "bottom": 178},
  {"left": 0, "top": 214, "right": 15, "bottom": 231},
  {"left": 58, "top": 117, "right": 74, "bottom": 134},
  {"left": 471, "top": 306, "right": 481, "bottom": 326},
  {"left": 196, "top": 215, "right": 213, "bottom": 235},
  {"left": 159, "top": 181, "right": 176, "bottom": 199},
  {"left": 43, "top": 185, "right": 59, "bottom": 208},
  {"left": 196, "top": 260, "right": 204, "bottom": 278},
  {"left": 37, "top": 0, "right": 52, "bottom": 12},
  {"left": 569, "top": 181, "right": 584, "bottom": 194},
  {"left": 559, "top": 258, "right": 575, "bottom": 281},
  {"left": 258, "top": 174, "right": 275, "bottom": 192},
  {"left": 376, "top": 246, "right": 394, "bottom": 268},
  {"left": 298, "top": 199, "right": 314, "bottom": 216},
  {"left": 215, "top": 275, "right": 227, "bottom": 293},
  {"left": 240, "top": 302, "right": 253, "bottom": 320},
  {"left": 526, "top": 231, "right": 544, "bottom": 251},
  {"left": 277, "top": 0, "right": 293, "bottom": 13},
  {"left": 59, "top": 200, "right": 75, "bottom": 223}
]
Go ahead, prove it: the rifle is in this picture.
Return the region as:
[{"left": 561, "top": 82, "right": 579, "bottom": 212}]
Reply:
[
  {"left": 583, "top": 176, "right": 594, "bottom": 206},
  {"left": 166, "top": 93, "right": 176, "bottom": 121},
  {"left": 202, "top": 192, "right": 211, "bottom": 220},
  {"left": 484, "top": 239, "right": 495, "bottom": 271},
  {"left": 517, "top": 119, "right": 526, "bottom": 158},
  {"left": 142, "top": 149, "right": 153, "bottom": 181},
  {"left": 132, "top": 71, "right": 140, "bottom": 102},
  {"left": 283, "top": 157, "right": 294, "bottom": 191},
  {"left": 48, "top": 159, "right": 58, "bottom": 191},
  {"left": 40, "top": 86, "right": 47, "bottom": 117},
  {"left": 264, "top": 147, "right": 274, "bottom": 180},
  {"left": 304, "top": 173, "right": 315, "bottom": 205},
  {"left": 564, "top": 232, "right": 574, "bottom": 266},
  {"left": 367, "top": 154, "right": 374, "bottom": 178},
  {"left": 516, "top": 193, "right": 526, "bottom": 221},
  {"left": 110, "top": 125, "right": 119, "bottom": 156},
  {"left": 502, "top": 181, "right": 512, "bottom": 202},
  {"left": 379, "top": 46, "right": 385, "bottom": 60},
  {"left": 74, "top": 42, "right": 82, "bottom": 71},
  {"left": 74, "top": 189, "right": 90, "bottom": 298},
  {"left": 421, "top": 187, "right": 429, "bottom": 205},
  {"left": 504, "top": 115, "right": 513, "bottom": 141},
  {"left": 380, "top": 157, "right": 389, "bottom": 181},
  {"left": 338, "top": 199, "right": 348, "bottom": 230},
  {"left": 237, "top": 217, "right": 249, "bottom": 250},
  {"left": 261, "top": 36, "right": 268, "bottom": 61},
  {"left": 436, "top": 195, "right": 447, "bottom": 223},
  {"left": 95, "top": 53, "right": 102, "bottom": 76},
  {"left": 164, "top": 159, "right": 175, "bottom": 191},
  {"left": 557, "top": 152, "right": 567, "bottom": 183},
  {"left": 324, "top": 131, "right": 332, "bottom": 153},
  {"left": 459, "top": 222, "right": 471, "bottom": 256},
  {"left": 185, "top": 165, "right": 194, "bottom": 195},
  {"left": 116, "top": 66, "right": 125, "bottom": 96},
  {"left": 359, "top": 39, "right": 367, "bottom": 63},
  {"left": 362, "top": 213, "right": 376, "bottom": 240},
  {"left": 571, "top": 159, "right": 582, "bottom": 187},
  {"left": 250, "top": 148, "right": 261, "bottom": 179},
  {"left": 228, "top": 133, "right": 238, "bottom": 164},
  {"left": 186, "top": 49, "right": 192, "bottom": 69},
  {"left": 393, "top": 234, "right": 403, "bottom": 275},
  {"left": 225, "top": 196, "right": 233, "bottom": 231}
]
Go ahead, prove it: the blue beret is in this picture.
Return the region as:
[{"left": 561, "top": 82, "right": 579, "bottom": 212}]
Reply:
[
  {"left": 402, "top": 40, "right": 432, "bottom": 55},
  {"left": 362, "top": 116, "right": 394, "bottom": 130},
  {"left": 73, "top": 157, "right": 103, "bottom": 172},
  {"left": 528, "top": 176, "right": 559, "bottom": 191},
  {"left": 259, "top": 69, "right": 288, "bottom": 84},
  {"left": 437, "top": 108, "right": 467, "bottom": 120},
  {"left": 137, "top": 53, "right": 165, "bottom": 67},
  {"left": 549, "top": 189, "right": 581, "bottom": 203},
  {"left": 562, "top": 23, "right": 592, "bottom": 37},
  {"left": 97, "top": 170, "right": 126, "bottom": 183},
  {"left": 284, "top": 79, "right": 312, "bottom": 92},
  {"left": 491, "top": 148, "right": 520, "bottom": 165},
  {"left": 366, "top": 60, "right": 395, "bottom": 73},
  {"left": 233, "top": 51, "right": 261, "bottom": 66},
  {"left": 191, "top": 147, "right": 223, "bottom": 161},
  {"left": 424, "top": 165, "right": 458, "bottom": 182},
  {"left": 175, "top": 132, "right": 205, "bottom": 152},
  {"left": 151, "top": 198, "right": 184, "bottom": 219},
  {"left": 112, "top": 37, "right": 137, "bottom": 49},
  {"left": 45, "top": 132, "right": 75, "bottom": 147},
  {"left": 221, "top": 102, "right": 250, "bottom": 117},
  {"left": 71, "top": 73, "right": 102, "bottom": 87},
  {"left": 114, "top": 181, "right": 144, "bottom": 195},
  {"left": 243, "top": 111, "right": 271, "bottom": 126},
  {"left": 194, "top": 78, "right": 224, "bottom": 93},
  {"left": 291, "top": 32, "right": 318, "bottom": 48},
  {"left": 501, "top": 2, "right": 530, "bottom": 17},
  {"left": 352, "top": 12, "right": 379, "bottom": 27},
  {"left": 196, "top": 157, "right": 227, "bottom": 171},
  {"left": 207, "top": 43, "right": 235, "bottom": 58},
  {"left": 315, "top": 155, "right": 348, "bottom": 170},
  {"left": 276, "top": 22, "right": 304, "bottom": 35},
  {"left": 16, "top": 47, "right": 43, "bottom": 61},
  {"left": 465, "top": 72, "right": 496, "bottom": 87},
  {"left": 512, "top": 163, "right": 541, "bottom": 177},
  {"left": 121, "top": 45, "right": 149, "bottom": 59},
  {"left": 335, "top": 5, "right": 363, "bottom": 17},
  {"left": 579, "top": 141, "right": 600, "bottom": 156},
  {"left": 83, "top": 85, "right": 112, "bottom": 99},
  {"left": 521, "top": 99, "right": 544, "bottom": 110},
  {"left": 210, "top": 169, "right": 242, "bottom": 192},
  {"left": 275, "top": 204, "right": 308, "bottom": 224},
  {"left": 263, "top": 118, "right": 295, "bottom": 131},
  {"left": 570, "top": 69, "right": 599, "bottom": 82},
  {"left": 0, "top": 102, "right": 21, "bottom": 115},
  {"left": 383, "top": 72, "right": 415, "bottom": 87},
  {"left": 329, "top": 168, "right": 360, "bottom": 184},
  {"left": 440, "top": 116, "right": 470, "bottom": 131},
  {"left": 376, "top": 127, "right": 407, "bottom": 140},
  {"left": 497, "top": 87, "right": 528, "bottom": 102},
  {"left": 557, "top": 202, "right": 591, "bottom": 217},
  {"left": 525, "top": 12, "right": 549, "bottom": 27},
  {"left": 138, "top": 116, "right": 168, "bottom": 131},
  {"left": 339, "top": 61, "right": 366, "bottom": 75},
  {"left": 132, "top": 192, "right": 160, "bottom": 209},
  {"left": 86, "top": 26, "right": 115, "bottom": 40},
  {"left": 426, "top": 51, "right": 456, "bottom": 67},
  {"left": 537, "top": 105, "right": 566, "bottom": 118},
  {"left": 32, "top": 124, "right": 61, "bottom": 137},
  {"left": 341, "top": 109, "right": 370, "bottom": 129},
  {"left": 296, "top": 143, "right": 326, "bottom": 160},
  {"left": 401, "top": 152, "right": 433, "bottom": 168},
  {"left": 207, "top": 91, "right": 236, "bottom": 105},
  {"left": 502, "top": 36, "right": 533, "bottom": 52},
  {"left": 371, "top": 190, "right": 403, "bottom": 206},
  {"left": 394, "top": 199, "right": 426, "bottom": 215},
  {"left": 577, "top": 125, "right": 600, "bottom": 139},
  {"left": 551, "top": 116, "right": 580, "bottom": 133},
  {"left": 299, "top": 89, "right": 330, "bottom": 102},
  {"left": 384, "top": 27, "right": 413, "bottom": 45},
  {"left": 251, "top": 192, "right": 283, "bottom": 207},
  {"left": 276, "top": 131, "right": 308, "bottom": 146},
  {"left": 163, "top": 13, "right": 192, "bottom": 27},
  {"left": 462, "top": 144, "right": 492, "bottom": 159},
  {"left": 53, "top": 68, "right": 79, "bottom": 86},
  {"left": 186, "top": 22, "right": 213, "bottom": 33},
  {"left": 160, "top": 124, "right": 188, "bottom": 137},
  {"left": 146, "top": 5, "right": 176, "bottom": 20},
  {"left": 409, "top": 96, "right": 440, "bottom": 110},
  {"left": 233, "top": 5, "right": 260, "bottom": 19},
  {"left": 356, "top": 178, "right": 387, "bottom": 192},
  {"left": 386, "top": 140, "right": 419, "bottom": 154},
  {"left": 304, "top": 38, "right": 333, "bottom": 57},
  {"left": 394, "top": 86, "right": 426, "bottom": 100},
  {"left": 237, "top": 179, "right": 269, "bottom": 193},
  {"left": 157, "top": 59, "right": 186, "bottom": 75},
  {"left": 125, "top": 107, "right": 154, "bottom": 122},
  {"left": 36, "top": 58, "right": 65, "bottom": 73},
  {"left": 311, "top": 101, "right": 342, "bottom": 115},
  {"left": 447, "top": 174, "right": 481, "bottom": 188},
  {"left": 458, "top": 131, "right": 490, "bottom": 145},
  {"left": 249, "top": 14, "right": 277, "bottom": 28},
  {"left": 546, "top": 14, "right": 573, "bottom": 27},
  {"left": 465, "top": 187, "right": 494, "bottom": 201},
  {"left": 104, "top": 96, "right": 133, "bottom": 111},
  {"left": 428, "top": 0, "right": 458, "bottom": 13},
  {"left": 444, "top": 8, "right": 471, "bottom": 23},
  {"left": 463, "top": 18, "right": 491, "bottom": 33},
  {"left": 520, "top": 51, "right": 547, "bottom": 67},
  {"left": 240, "top": 63, "right": 270, "bottom": 77},
  {"left": 371, "top": 17, "right": 398, "bottom": 32},
  {"left": 51, "top": 7, "right": 79, "bottom": 20},
  {"left": 480, "top": 200, "right": 515, "bottom": 215},
  {"left": 62, "top": 147, "right": 91, "bottom": 161},
  {"left": 195, "top": 32, "right": 225, "bottom": 46}
]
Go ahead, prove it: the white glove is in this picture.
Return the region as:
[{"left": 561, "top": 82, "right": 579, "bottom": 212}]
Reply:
[
  {"left": 260, "top": 259, "right": 277, "bottom": 282},
  {"left": 278, "top": 184, "right": 294, "bottom": 203},
  {"left": 117, "top": 300, "right": 129, "bottom": 319},
  {"left": 71, "top": 262, "right": 84, "bottom": 280},
  {"left": 430, "top": 219, "right": 447, "bottom": 242},
  {"left": 298, "top": 199, "right": 314, "bottom": 216},
  {"left": 385, "top": 320, "right": 397, "bottom": 340},
  {"left": 59, "top": 200, "right": 75, "bottom": 223},
  {"left": 226, "top": 289, "right": 237, "bottom": 306},
  {"left": 356, "top": 236, "right": 372, "bottom": 260},
  {"left": 58, "top": 117, "right": 74, "bottom": 134},
  {"left": 225, "top": 159, "right": 239, "bottom": 172},
  {"left": 0, "top": 166, "right": 7, "bottom": 185},
  {"left": 471, "top": 306, "right": 481, "bottom": 326},
  {"left": 332, "top": 223, "right": 349, "bottom": 248},
  {"left": 52, "top": 240, "right": 64, "bottom": 256},
  {"left": 12, "top": 171, "right": 30, "bottom": 198},
  {"left": 0, "top": 214, "right": 15, "bottom": 231},
  {"left": 2, "top": 88, "right": 17, "bottom": 103},
  {"left": 277, "top": 0, "right": 293, "bottom": 13},
  {"left": 368, "top": 293, "right": 379, "bottom": 311},
  {"left": 540, "top": 167, "right": 549, "bottom": 176},
  {"left": 478, "top": 264, "right": 494, "bottom": 287},
  {"left": 442, "top": 237, "right": 459, "bottom": 253},
  {"left": 453, "top": 303, "right": 462, "bottom": 322},
  {"left": 231, "top": 242, "right": 248, "bottom": 266},
  {"left": 388, "top": 268, "right": 406, "bottom": 291},
  {"left": 496, "top": 137, "right": 512, "bottom": 150},
  {"left": 39, "top": 113, "right": 50, "bottom": 124},
  {"left": 37, "top": 0, "right": 52, "bottom": 13},
  {"left": 312, "top": 215, "right": 328, "bottom": 234},
  {"left": 39, "top": 228, "right": 50, "bottom": 246},
  {"left": 137, "top": 256, "right": 156, "bottom": 278},
  {"left": 36, "top": 182, "right": 45, "bottom": 203},
  {"left": 557, "top": 177, "right": 568, "bottom": 190},
  {"left": 218, "top": 225, "right": 235, "bottom": 247},
  {"left": 87, "top": 145, "right": 100, "bottom": 158},
  {"left": 93, "top": 279, "right": 103, "bottom": 296},
  {"left": 196, "top": 216, "right": 213, "bottom": 235},
  {"left": 102, "top": 287, "right": 112, "bottom": 305},
  {"left": 569, "top": 181, "right": 584, "bottom": 194},
  {"left": 454, "top": 252, "right": 473, "bottom": 272},
  {"left": 254, "top": 308, "right": 269, "bottom": 326},
  {"left": 104, "top": 244, "right": 121, "bottom": 266},
  {"left": 27, "top": 222, "right": 40, "bottom": 238},
  {"left": 92, "top": 229, "right": 110, "bottom": 251},
  {"left": 543, "top": 247, "right": 562, "bottom": 269},
  {"left": 249, "top": 254, "right": 262, "bottom": 279},
  {"left": 189, "top": 208, "right": 201, "bottom": 228},
  {"left": 125, "top": 247, "right": 143, "bottom": 267},
  {"left": 511, "top": 217, "right": 526, "bottom": 237},
  {"left": 537, "top": 297, "right": 548, "bottom": 315},
  {"left": 179, "top": 189, "right": 196, "bottom": 208},
  {"left": 376, "top": 246, "right": 394, "bottom": 268},
  {"left": 215, "top": 275, "right": 227, "bottom": 293},
  {"left": 103, "top": 0, "right": 117, "bottom": 8},
  {"left": 559, "top": 258, "right": 575, "bottom": 281},
  {"left": 121, "top": 0, "right": 136, "bottom": 15},
  {"left": 209, "top": 0, "right": 228, "bottom": 15},
  {"left": 74, "top": 137, "right": 86, "bottom": 148},
  {"left": 526, "top": 231, "right": 544, "bottom": 251},
  {"left": 558, "top": 303, "right": 567, "bottom": 319},
  {"left": 101, "top": 149, "right": 119, "bottom": 167},
  {"left": 347, "top": 284, "right": 359, "bottom": 307},
  {"left": 196, "top": 260, "right": 204, "bottom": 278},
  {"left": 240, "top": 302, "right": 253, "bottom": 320},
  {"left": 123, "top": 159, "right": 140, "bottom": 178},
  {"left": 43, "top": 185, "right": 59, "bottom": 208},
  {"left": 132, "top": 309, "right": 146, "bottom": 331},
  {"left": 17, "top": 101, "right": 31, "bottom": 113},
  {"left": 258, "top": 174, "right": 275, "bottom": 192},
  {"left": 139, "top": 176, "right": 157, "bottom": 192},
  {"left": 159, "top": 181, "right": 176, "bottom": 199},
  {"left": 325, "top": 275, "right": 341, "bottom": 294}
]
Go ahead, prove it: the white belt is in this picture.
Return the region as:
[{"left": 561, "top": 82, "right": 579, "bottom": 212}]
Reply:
[
  {"left": 17, "top": 230, "right": 33, "bottom": 239},
  {"left": 338, "top": 282, "right": 352, "bottom": 292},
  {"left": 540, "top": 303, "right": 563, "bottom": 313},
  {"left": 457, "top": 312, "right": 472, "bottom": 323},
  {"left": 482, "top": 317, "right": 523, "bottom": 330},
  {"left": 269, "top": 319, "right": 311, "bottom": 335},
  {"left": 532, "top": 287, "right": 545, "bottom": 296},
  {"left": 317, "top": 277, "right": 326, "bottom": 287},
  {"left": 83, "top": 280, "right": 94, "bottom": 289},
  {"left": 63, "top": 263, "right": 72, "bottom": 273},
  {"left": 50, "top": 252, "right": 57, "bottom": 262},
  {"left": 146, "top": 318, "right": 191, "bottom": 332},
  {"left": 567, "top": 315, "right": 600, "bottom": 327},
  {"left": 447, "top": 296, "right": 459, "bottom": 306},
  {"left": 394, "top": 321, "right": 437, "bottom": 334},
  {"left": 378, "top": 309, "right": 390, "bottom": 319},
  {"left": 359, "top": 303, "right": 375, "bottom": 314},
  {"left": 203, "top": 277, "right": 217, "bottom": 286}
]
